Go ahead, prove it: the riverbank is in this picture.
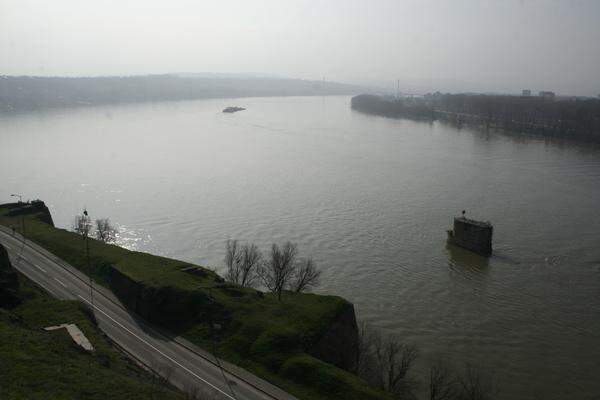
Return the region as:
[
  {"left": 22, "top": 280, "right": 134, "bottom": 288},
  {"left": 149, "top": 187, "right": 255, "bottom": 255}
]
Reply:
[
  {"left": 0, "top": 201, "right": 390, "bottom": 400},
  {"left": 351, "top": 94, "right": 600, "bottom": 143},
  {"left": 0, "top": 75, "right": 364, "bottom": 112}
]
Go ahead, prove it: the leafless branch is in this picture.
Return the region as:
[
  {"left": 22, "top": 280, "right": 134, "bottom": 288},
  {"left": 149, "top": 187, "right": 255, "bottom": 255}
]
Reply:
[
  {"left": 258, "top": 241, "right": 298, "bottom": 300},
  {"left": 95, "top": 218, "right": 116, "bottom": 242},
  {"left": 239, "top": 243, "right": 261, "bottom": 287},
  {"left": 429, "top": 359, "right": 459, "bottom": 400},
  {"left": 291, "top": 257, "right": 321, "bottom": 292},
  {"left": 457, "top": 363, "right": 494, "bottom": 400},
  {"left": 355, "top": 323, "right": 419, "bottom": 399},
  {"left": 224, "top": 239, "right": 242, "bottom": 284}
]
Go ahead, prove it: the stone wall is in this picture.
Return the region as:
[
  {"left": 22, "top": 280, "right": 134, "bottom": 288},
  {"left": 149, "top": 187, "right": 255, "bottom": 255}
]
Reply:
[
  {"left": 7, "top": 200, "right": 55, "bottom": 227},
  {"left": 0, "top": 243, "right": 20, "bottom": 307},
  {"left": 310, "top": 302, "right": 359, "bottom": 371},
  {"left": 107, "top": 265, "right": 217, "bottom": 330}
]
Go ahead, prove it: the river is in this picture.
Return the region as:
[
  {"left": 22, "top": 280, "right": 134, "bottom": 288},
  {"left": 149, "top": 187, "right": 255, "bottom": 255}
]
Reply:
[{"left": 1, "top": 96, "right": 599, "bottom": 399}]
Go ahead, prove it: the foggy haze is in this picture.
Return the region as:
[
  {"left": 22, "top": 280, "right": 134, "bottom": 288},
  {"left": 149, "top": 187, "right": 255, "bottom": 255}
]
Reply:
[{"left": 1, "top": 0, "right": 599, "bottom": 96}]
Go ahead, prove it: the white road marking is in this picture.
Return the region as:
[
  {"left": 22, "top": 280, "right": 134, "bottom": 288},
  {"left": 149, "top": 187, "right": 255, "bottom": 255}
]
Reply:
[
  {"left": 77, "top": 295, "right": 235, "bottom": 400},
  {"left": 54, "top": 277, "right": 67, "bottom": 287},
  {"left": 33, "top": 264, "right": 47, "bottom": 273},
  {"left": 1, "top": 231, "right": 255, "bottom": 400},
  {"left": 30, "top": 279, "right": 55, "bottom": 297}
]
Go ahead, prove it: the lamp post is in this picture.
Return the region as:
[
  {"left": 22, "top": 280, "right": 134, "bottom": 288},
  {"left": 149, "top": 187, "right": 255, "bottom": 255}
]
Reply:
[
  {"left": 10, "top": 194, "right": 25, "bottom": 236},
  {"left": 82, "top": 209, "right": 93, "bottom": 307},
  {"left": 197, "top": 285, "right": 237, "bottom": 399}
]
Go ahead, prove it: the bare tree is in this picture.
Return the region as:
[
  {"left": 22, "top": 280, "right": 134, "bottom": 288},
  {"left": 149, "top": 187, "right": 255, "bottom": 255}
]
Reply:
[
  {"left": 355, "top": 322, "right": 379, "bottom": 381},
  {"left": 239, "top": 243, "right": 261, "bottom": 287},
  {"left": 356, "top": 323, "right": 494, "bottom": 400},
  {"left": 224, "top": 239, "right": 318, "bottom": 293},
  {"left": 291, "top": 257, "right": 321, "bottom": 292},
  {"left": 375, "top": 337, "right": 418, "bottom": 399},
  {"left": 259, "top": 241, "right": 298, "bottom": 301},
  {"left": 457, "top": 364, "right": 494, "bottom": 400},
  {"left": 430, "top": 359, "right": 459, "bottom": 400},
  {"left": 95, "top": 218, "right": 116, "bottom": 243},
  {"left": 224, "top": 239, "right": 242, "bottom": 284},
  {"left": 355, "top": 323, "right": 419, "bottom": 399},
  {"left": 73, "top": 213, "right": 92, "bottom": 237}
]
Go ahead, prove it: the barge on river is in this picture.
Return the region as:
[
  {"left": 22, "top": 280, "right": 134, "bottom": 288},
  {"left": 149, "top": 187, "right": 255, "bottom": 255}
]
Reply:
[{"left": 223, "top": 106, "right": 246, "bottom": 113}]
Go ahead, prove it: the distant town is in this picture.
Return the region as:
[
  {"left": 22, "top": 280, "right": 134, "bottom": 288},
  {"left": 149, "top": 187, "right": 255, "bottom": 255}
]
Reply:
[{"left": 351, "top": 90, "right": 600, "bottom": 142}]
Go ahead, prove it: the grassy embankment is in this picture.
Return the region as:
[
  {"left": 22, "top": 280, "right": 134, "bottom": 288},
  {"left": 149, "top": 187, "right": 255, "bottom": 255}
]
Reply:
[
  {"left": 0, "top": 204, "right": 391, "bottom": 400},
  {"left": 0, "top": 249, "right": 185, "bottom": 399}
]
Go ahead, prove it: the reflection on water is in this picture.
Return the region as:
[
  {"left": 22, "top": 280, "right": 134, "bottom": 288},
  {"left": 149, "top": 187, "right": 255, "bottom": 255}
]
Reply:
[
  {"left": 114, "top": 224, "right": 154, "bottom": 251},
  {"left": 1, "top": 96, "right": 600, "bottom": 399},
  {"left": 446, "top": 243, "right": 490, "bottom": 271}
]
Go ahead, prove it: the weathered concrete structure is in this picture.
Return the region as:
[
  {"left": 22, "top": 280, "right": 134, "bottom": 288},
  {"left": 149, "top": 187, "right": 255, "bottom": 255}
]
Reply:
[
  {"left": 447, "top": 217, "right": 493, "bottom": 256},
  {"left": 0, "top": 243, "right": 20, "bottom": 307},
  {"left": 6, "top": 200, "right": 54, "bottom": 227},
  {"left": 44, "top": 323, "right": 94, "bottom": 352}
]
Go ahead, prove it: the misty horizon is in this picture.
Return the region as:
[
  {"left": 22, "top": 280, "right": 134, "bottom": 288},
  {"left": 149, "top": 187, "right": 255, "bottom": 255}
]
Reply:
[
  {"left": 1, "top": 0, "right": 599, "bottom": 96},
  {"left": 1, "top": 72, "right": 593, "bottom": 98}
]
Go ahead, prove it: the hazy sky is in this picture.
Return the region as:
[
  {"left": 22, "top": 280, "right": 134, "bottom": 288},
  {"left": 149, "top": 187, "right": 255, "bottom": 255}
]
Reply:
[{"left": 1, "top": 0, "right": 599, "bottom": 95}]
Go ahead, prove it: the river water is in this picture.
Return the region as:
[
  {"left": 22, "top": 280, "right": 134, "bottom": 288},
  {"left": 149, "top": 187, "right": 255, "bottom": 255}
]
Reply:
[{"left": 1, "top": 96, "right": 599, "bottom": 399}]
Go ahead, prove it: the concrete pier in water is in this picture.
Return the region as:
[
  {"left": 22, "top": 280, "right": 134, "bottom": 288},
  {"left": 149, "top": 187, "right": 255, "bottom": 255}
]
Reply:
[{"left": 447, "top": 217, "right": 493, "bottom": 256}]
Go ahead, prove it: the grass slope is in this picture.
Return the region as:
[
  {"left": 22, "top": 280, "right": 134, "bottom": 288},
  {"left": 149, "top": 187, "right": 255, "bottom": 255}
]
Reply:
[
  {"left": 0, "top": 204, "right": 390, "bottom": 400},
  {"left": 0, "top": 277, "right": 184, "bottom": 400}
]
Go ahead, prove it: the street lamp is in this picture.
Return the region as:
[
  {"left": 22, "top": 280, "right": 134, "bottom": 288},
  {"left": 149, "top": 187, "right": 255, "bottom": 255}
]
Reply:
[
  {"left": 197, "top": 285, "right": 237, "bottom": 399},
  {"left": 10, "top": 194, "right": 25, "bottom": 235},
  {"left": 82, "top": 209, "right": 93, "bottom": 307}
]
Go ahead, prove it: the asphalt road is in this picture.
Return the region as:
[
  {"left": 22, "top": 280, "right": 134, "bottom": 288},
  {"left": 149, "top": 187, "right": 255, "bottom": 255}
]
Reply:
[{"left": 0, "top": 226, "right": 297, "bottom": 400}]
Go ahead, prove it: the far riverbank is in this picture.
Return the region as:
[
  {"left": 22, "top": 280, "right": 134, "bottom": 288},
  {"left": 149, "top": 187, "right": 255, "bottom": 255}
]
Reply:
[{"left": 351, "top": 93, "right": 600, "bottom": 143}]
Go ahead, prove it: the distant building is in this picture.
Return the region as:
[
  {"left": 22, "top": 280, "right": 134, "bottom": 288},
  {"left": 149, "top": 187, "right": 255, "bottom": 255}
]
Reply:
[
  {"left": 539, "top": 91, "right": 556, "bottom": 100},
  {"left": 522, "top": 89, "right": 531, "bottom": 97}
]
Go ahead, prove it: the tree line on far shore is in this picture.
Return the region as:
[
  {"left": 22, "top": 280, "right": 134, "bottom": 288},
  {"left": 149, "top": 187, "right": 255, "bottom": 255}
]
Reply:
[
  {"left": 434, "top": 93, "right": 600, "bottom": 138},
  {"left": 0, "top": 75, "right": 362, "bottom": 112},
  {"left": 351, "top": 93, "right": 600, "bottom": 141}
]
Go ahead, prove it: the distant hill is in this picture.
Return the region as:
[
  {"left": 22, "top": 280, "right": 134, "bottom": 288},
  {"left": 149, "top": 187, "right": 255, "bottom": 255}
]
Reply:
[{"left": 0, "top": 74, "right": 366, "bottom": 112}]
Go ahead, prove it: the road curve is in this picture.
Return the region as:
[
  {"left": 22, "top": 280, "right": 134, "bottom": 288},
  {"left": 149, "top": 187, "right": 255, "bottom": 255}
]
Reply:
[{"left": 0, "top": 226, "right": 297, "bottom": 400}]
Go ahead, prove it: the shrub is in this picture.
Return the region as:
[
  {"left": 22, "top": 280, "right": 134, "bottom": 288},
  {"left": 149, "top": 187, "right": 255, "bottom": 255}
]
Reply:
[
  {"left": 281, "top": 354, "right": 389, "bottom": 400},
  {"left": 250, "top": 326, "right": 302, "bottom": 370},
  {"left": 221, "top": 334, "right": 253, "bottom": 357}
]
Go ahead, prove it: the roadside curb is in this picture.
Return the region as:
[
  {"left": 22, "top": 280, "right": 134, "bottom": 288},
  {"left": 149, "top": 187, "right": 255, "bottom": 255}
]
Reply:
[{"left": 0, "top": 225, "right": 298, "bottom": 400}]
